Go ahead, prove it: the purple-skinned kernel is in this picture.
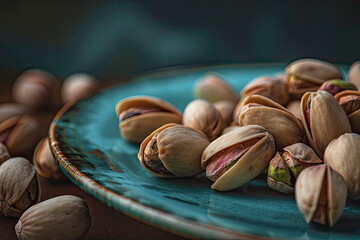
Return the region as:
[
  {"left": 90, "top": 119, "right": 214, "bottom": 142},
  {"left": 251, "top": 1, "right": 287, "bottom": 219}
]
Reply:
[
  {"left": 119, "top": 107, "right": 162, "bottom": 122},
  {"left": 320, "top": 84, "right": 344, "bottom": 96}
]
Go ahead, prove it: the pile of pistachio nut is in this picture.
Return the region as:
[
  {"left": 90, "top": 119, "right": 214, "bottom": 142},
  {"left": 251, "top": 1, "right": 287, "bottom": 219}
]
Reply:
[
  {"left": 0, "top": 69, "right": 96, "bottom": 239},
  {"left": 115, "top": 59, "right": 360, "bottom": 227}
]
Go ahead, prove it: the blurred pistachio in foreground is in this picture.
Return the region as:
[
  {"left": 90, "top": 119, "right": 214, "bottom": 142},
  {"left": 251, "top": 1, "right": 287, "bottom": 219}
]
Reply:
[
  {"left": 286, "top": 100, "right": 301, "bottom": 118},
  {"left": 242, "top": 76, "right": 289, "bottom": 106},
  {"left": 193, "top": 72, "right": 239, "bottom": 103},
  {"left": 15, "top": 195, "right": 91, "bottom": 240},
  {"left": 12, "top": 69, "right": 60, "bottom": 108},
  {"left": 0, "top": 143, "right": 10, "bottom": 165},
  {"left": 33, "top": 138, "right": 65, "bottom": 181},
  {"left": 348, "top": 61, "right": 360, "bottom": 90},
  {"left": 214, "top": 100, "right": 236, "bottom": 127},
  {"left": 318, "top": 79, "right": 357, "bottom": 96},
  {"left": 295, "top": 164, "right": 347, "bottom": 227},
  {"left": 61, "top": 73, "right": 98, "bottom": 104},
  {"left": 0, "top": 157, "right": 41, "bottom": 217}
]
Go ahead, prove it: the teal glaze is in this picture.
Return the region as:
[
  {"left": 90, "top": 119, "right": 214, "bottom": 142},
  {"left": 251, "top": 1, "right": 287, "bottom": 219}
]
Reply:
[{"left": 50, "top": 63, "right": 360, "bottom": 239}]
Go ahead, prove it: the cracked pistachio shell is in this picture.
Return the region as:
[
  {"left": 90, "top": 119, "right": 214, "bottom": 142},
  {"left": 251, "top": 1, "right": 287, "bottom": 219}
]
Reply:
[
  {"left": 183, "top": 99, "right": 224, "bottom": 141},
  {"left": 295, "top": 164, "right": 347, "bottom": 227},
  {"left": 324, "top": 133, "right": 360, "bottom": 199},
  {"left": 12, "top": 69, "right": 60, "bottom": 108},
  {"left": 116, "top": 96, "right": 182, "bottom": 144},
  {"left": 0, "top": 157, "right": 41, "bottom": 217},
  {"left": 348, "top": 61, "right": 360, "bottom": 90},
  {"left": 285, "top": 59, "right": 343, "bottom": 98},
  {"left": 242, "top": 76, "right": 289, "bottom": 106},
  {"left": 0, "top": 143, "right": 10, "bottom": 165},
  {"left": 214, "top": 100, "right": 236, "bottom": 127},
  {"left": 238, "top": 95, "right": 304, "bottom": 150},
  {"left": 335, "top": 90, "right": 360, "bottom": 134},
  {"left": 15, "top": 195, "right": 91, "bottom": 240},
  {"left": 138, "top": 123, "right": 210, "bottom": 178},
  {"left": 267, "top": 152, "right": 294, "bottom": 194},
  {"left": 300, "top": 90, "right": 351, "bottom": 158},
  {"left": 201, "top": 125, "right": 275, "bottom": 191},
  {"left": 193, "top": 72, "right": 239, "bottom": 103},
  {"left": 283, "top": 143, "right": 323, "bottom": 164}
]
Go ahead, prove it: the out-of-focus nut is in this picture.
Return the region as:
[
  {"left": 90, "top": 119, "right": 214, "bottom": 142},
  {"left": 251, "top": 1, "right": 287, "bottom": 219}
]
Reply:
[
  {"left": 0, "top": 143, "right": 10, "bottom": 165},
  {"left": 318, "top": 79, "right": 357, "bottom": 96},
  {"left": 286, "top": 100, "right": 301, "bottom": 118},
  {"left": 0, "top": 103, "right": 29, "bottom": 123},
  {"left": 214, "top": 100, "right": 236, "bottom": 127},
  {"left": 61, "top": 73, "right": 98, "bottom": 104},
  {"left": 33, "top": 138, "right": 65, "bottom": 181},
  {"left": 15, "top": 195, "right": 91, "bottom": 240},
  {"left": 348, "top": 61, "right": 360, "bottom": 90},
  {"left": 12, "top": 69, "right": 60, "bottom": 108},
  {"left": 0, "top": 157, "right": 41, "bottom": 217}
]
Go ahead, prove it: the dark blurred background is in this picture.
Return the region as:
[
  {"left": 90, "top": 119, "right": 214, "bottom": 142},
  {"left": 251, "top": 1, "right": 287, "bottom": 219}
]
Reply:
[{"left": 1, "top": 1, "right": 360, "bottom": 80}]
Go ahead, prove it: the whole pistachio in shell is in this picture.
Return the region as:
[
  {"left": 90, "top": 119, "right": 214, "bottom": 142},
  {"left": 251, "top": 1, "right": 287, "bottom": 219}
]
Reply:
[
  {"left": 201, "top": 125, "right": 275, "bottom": 191},
  {"left": 300, "top": 90, "right": 351, "bottom": 158},
  {"left": 268, "top": 143, "right": 322, "bottom": 193},
  {"left": 33, "top": 138, "right": 65, "bottom": 181},
  {"left": 348, "top": 61, "right": 360, "bottom": 90},
  {"left": 324, "top": 133, "right": 360, "bottom": 199},
  {"left": 335, "top": 90, "right": 360, "bottom": 134},
  {"left": 221, "top": 125, "right": 242, "bottom": 136},
  {"left": 115, "top": 96, "right": 182, "bottom": 144},
  {"left": 285, "top": 59, "right": 343, "bottom": 99},
  {"left": 183, "top": 99, "right": 224, "bottom": 141},
  {"left": 193, "top": 72, "right": 239, "bottom": 103},
  {"left": 318, "top": 79, "right": 357, "bottom": 96},
  {"left": 295, "top": 164, "right": 347, "bottom": 227},
  {"left": 138, "top": 123, "right": 210, "bottom": 178},
  {"left": 237, "top": 95, "right": 304, "bottom": 150},
  {"left": 61, "top": 73, "right": 98, "bottom": 104},
  {"left": 0, "top": 143, "right": 10, "bottom": 165},
  {"left": 242, "top": 76, "right": 289, "bottom": 106},
  {"left": 286, "top": 100, "right": 301, "bottom": 118},
  {"left": 0, "top": 157, "right": 41, "bottom": 217},
  {"left": 15, "top": 195, "right": 91, "bottom": 240},
  {"left": 214, "top": 100, "right": 236, "bottom": 127},
  {"left": 12, "top": 69, "right": 60, "bottom": 108}
]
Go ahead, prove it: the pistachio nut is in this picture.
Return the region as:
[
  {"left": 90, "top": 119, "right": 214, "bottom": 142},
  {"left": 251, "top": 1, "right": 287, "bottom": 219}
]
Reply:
[
  {"left": 318, "top": 79, "right": 357, "bottom": 96},
  {"left": 335, "top": 90, "right": 360, "bottom": 134},
  {"left": 300, "top": 90, "right": 351, "bottom": 158},
  {"left": 214, "top": 100, "right": 236, "bottom": 127},
  {"left": 221, "top": 125, "right": 242, "bottom": 136},
  {"left": 324, "top": 133, "right": 360, "bottom": 199},
  {"left": 267, "top": 143, "right": 322, "bottom": 193},
  {"left": 285, "top": 59, "right": 343, "bottom": 99},
  {"left": 295, "top": 164, "right": 347, "bottom": 227},
  {"left": 183, "top": 99, "right": 224, "bottom": 141},
  {"left": 33, "top": 138, "right": 65, "bottom": 181},
  {"left": 0, "top": 103, "right": 29, "bottom": 123},
  {"left": 15, "top": 195, "right": 91, "bottom": 240},
  {"left": 242, "top": 76, "right": 289, "bottom": 106},
  {"left": 237, "top": 95, "right": 304, "bottom": 150},
  {"left": 0, "top": 143, "right": 10, "bottom": 165},
  {"left": 201, "top": 125, "right": 275, "bottom": 191},
  {"left": 0, "top": 157, "right": 41, "bottom": 217},
  {"left": 12, "top": 69, "right": 60, "bottom": 108},
  {"left": 115, "top": 96, "right": 182, "bottom": 144},
  {"left": 286, "top": 100, "right": 301, "bottom": 118},
  {"left": 138, "top": 123, "right": 210, "bottom": 178},
  {"left": 193, "top": 72, "right": 239, "bottom": 103},
  {"left": 0, "top": 115, "right": 42, "bottom": 156},
  {"left": 348, "top": 61, "right": 360, "bottom": 90},
  {"left": 61, "top": 73, "right": 98, "bottom": 104}
]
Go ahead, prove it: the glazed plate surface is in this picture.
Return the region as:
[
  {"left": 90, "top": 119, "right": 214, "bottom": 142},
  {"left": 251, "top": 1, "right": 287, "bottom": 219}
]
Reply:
[{"left": 50, "top": 63, "right": 360, "bottom": 239}]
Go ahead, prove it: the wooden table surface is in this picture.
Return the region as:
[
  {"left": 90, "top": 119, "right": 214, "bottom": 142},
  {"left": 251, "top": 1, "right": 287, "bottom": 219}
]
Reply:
[{"left": 0, "top": 69, "right": 185, "bottom": 240}]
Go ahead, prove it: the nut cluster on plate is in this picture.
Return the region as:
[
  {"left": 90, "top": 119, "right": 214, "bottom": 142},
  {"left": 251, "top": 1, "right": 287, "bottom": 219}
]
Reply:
[
  {"left": 116, "top": 58, "right": 360, "bottom": 227},
  {"left": 1, "top": 69, "right": 97, "bottom": 239}
]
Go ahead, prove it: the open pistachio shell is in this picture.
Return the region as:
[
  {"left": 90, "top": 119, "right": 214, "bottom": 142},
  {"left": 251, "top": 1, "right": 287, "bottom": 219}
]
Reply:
[
  {"left": 193, "top": 72, "right": 239, "bottom": 103},
  {"left": 267, "top": 152, "right": 294, "bottom": 194},
  {"left": 238, "top": 95, "right": 304, "bottom": 150},
  {"left": 318, "top": 79, "right": 357, "bottom": 96},
  {"left": 183, "top": 99, "right": 223, "bottom": 141},
  {"left": 138, "top": 123, "right": 210, "bottom": 178},
  {"left": 335, "top": 90, "right": 360, "bottom": 134},
  {"left": 348, "top": 61, "right": 360, "bottom": 90},
  {"left": 295, "top": 164, "right": 347, "bottom": 227},
  {"left": 283, "top": 143, "right": 322, "bottom": 164},
  {"left": 300, "top": 90, "right": 351, "bottom": 158},
  {"left": 116, "top": 96, "right": 182, "bottom": 144},
  {"left": 201, "top": 125, "right": 275, "bottom": 191},
  {"left": 324, "top": 133, "right": 360, "bottom": 199}
]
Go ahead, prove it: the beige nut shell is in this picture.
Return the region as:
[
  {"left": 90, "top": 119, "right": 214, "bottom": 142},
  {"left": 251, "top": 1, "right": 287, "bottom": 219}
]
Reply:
[
  {"left": 138, "top": 123, "right": 210, "bottom": 178},
  {"left": 238, "top": 95, "right": 304, "bottom": 150},
  {"left": 201, "top": 125, "right": 275, "bottom": 191},
  {"left": 334, "top": 90, "right": 360, "bottom": 134},
  {"left": 324, "top": 133, "right": 360, "bottom": 199},
  {"left": 348, "top": 61, "right": 360, "bottom": 90},
  {"left": 15, "top": 195, "right": 91, "bottom": 240},
  {"left": 301, "top": 90, "right": 351, "bottom": 158},
  {"left": 116, "top": 96, "right": 182, "bottom": 144}
]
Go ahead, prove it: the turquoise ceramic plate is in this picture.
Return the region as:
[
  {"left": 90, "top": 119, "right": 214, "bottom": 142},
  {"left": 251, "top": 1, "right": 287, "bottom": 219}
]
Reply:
[{"left": 50, "top": 64, "right": 360, "bottom": 239}]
